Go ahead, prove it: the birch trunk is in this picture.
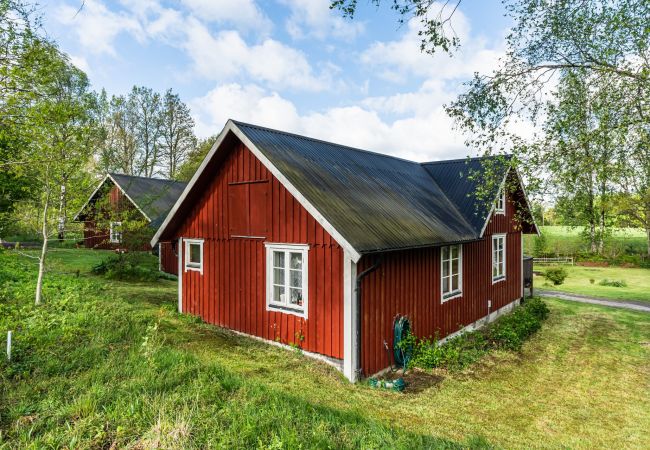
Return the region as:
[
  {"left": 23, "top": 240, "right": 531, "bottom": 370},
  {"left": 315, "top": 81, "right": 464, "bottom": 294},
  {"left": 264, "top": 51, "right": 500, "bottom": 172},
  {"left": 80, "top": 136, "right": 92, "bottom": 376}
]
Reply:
[
  {"left": 57, "top": 182, "right": 66, "bottom": 241},
  {"left": 35, "top": 187, "right": 50, "bottom": 305}
]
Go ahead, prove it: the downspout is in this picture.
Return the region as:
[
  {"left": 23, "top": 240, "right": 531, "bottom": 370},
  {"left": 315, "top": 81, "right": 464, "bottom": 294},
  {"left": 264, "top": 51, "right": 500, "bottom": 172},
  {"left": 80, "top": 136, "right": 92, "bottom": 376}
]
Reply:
[{"left": 354, "top": 257, "right": 381, "bottom": 378}]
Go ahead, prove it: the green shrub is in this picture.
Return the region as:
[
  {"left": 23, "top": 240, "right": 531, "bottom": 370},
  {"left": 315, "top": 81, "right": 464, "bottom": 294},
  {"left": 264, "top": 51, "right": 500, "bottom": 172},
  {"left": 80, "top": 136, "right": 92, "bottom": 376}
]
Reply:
[
  {"left": 532, "top": 233, "right": 547, "bottom": 257},
  {"left": 544, "top": 266, "right": 568, "bottom": 285},
  {"left": 92, "top": 253, "right": 169, "bottom": 282},
  {"left": 487, "top": 298, "right": 549, "bottom": 351},
  {"left": 403, "top": 298, "right": 549, "bottom": 370},
  {"left": 598, "top": 279, "right": 627, "bottom": 287}
]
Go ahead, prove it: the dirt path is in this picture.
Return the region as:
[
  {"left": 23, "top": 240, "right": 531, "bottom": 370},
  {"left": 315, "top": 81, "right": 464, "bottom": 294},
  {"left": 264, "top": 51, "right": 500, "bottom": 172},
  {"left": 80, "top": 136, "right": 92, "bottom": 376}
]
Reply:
[{"left": 538, "top": 290, "right": 650, "bottom": 313}]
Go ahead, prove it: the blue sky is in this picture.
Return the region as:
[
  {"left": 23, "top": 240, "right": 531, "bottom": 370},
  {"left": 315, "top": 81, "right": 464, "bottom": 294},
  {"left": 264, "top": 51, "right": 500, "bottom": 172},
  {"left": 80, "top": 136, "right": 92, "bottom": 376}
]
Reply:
[{"left": 40, "top": 0, "right": 511, "bottom": 161}]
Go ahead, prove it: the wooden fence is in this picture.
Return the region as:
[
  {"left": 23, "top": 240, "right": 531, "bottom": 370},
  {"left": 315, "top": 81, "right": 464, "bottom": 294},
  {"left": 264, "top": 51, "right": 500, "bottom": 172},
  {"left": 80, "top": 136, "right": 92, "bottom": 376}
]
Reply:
[{"left": 533, "top": 256, "right": 574, "bottom": 265}]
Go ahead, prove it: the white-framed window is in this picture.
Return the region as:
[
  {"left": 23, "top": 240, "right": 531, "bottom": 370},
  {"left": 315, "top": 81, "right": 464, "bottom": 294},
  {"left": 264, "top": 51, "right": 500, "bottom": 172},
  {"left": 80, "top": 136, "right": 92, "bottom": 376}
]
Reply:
[
  {"left": 184, "top": 238, "right": 204, "bottom": 274},
  {"left": 495, "top": 189, "right": 506, "bottom": 214},
  {"left": 109, "top": 221, "right": 122, "bottom": 243},
  {"left": 441, "top": 244, "right": 462, "bottom": 302},
  {"left": 492, "top": 234, "right": 506, "bottom": 282},
  {"left": 265, "top": 243, "right": 309, "bottom": 317}
]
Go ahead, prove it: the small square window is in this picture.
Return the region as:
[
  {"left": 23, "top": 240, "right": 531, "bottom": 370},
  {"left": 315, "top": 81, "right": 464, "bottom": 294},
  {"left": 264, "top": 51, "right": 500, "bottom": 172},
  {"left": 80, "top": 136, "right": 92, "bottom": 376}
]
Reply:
[{"left": 184, "top": 239, "right": 203, "bottom": 273}]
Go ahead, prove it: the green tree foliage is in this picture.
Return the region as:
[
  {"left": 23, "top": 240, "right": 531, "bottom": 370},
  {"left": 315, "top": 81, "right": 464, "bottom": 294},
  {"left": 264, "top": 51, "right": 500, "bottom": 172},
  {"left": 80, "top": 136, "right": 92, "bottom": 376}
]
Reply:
[
  {"left": 160, "top": 89, "right": 197, "bottom": 179},
  {"left": 175, "top": 134, "right": 218, "bottom": 181},
  {"left": 335, "top": 0, "right": 650, "bottom": 255},
  {"left": 97, "top": 87, "right": 197, "bottom": 178}
]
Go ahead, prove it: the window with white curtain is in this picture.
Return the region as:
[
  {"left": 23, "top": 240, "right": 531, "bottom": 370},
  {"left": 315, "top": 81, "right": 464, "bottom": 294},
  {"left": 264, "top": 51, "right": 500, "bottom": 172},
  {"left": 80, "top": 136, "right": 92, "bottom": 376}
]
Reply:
[{"left": 266, "top": 243, "right": 309, "bottom": 317}]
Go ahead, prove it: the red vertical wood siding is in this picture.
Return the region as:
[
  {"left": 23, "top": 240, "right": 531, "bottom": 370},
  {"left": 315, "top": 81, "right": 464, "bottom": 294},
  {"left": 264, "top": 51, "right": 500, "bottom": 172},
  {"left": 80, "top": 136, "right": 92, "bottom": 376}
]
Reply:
[
  {"left": 359, "top": 192, "right": 524, "bottom": 376},
  {"left": 159, "top": 241, "right": 178, "bottom": 275},
  {"left": 175, "top": 142, "right": 344, "bottom": 360}
]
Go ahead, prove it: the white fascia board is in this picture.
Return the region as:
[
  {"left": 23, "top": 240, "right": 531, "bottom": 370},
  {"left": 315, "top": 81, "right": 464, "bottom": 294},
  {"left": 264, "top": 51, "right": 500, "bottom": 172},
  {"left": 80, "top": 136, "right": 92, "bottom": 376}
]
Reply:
[
  {"left": 514, "top": 167, "right": 541, "bottom": 236},
  {"left": 479, "top": 171, "right": 508, "bottom": 238},
  {"left": 72, "top": 174, "right": 110, "bottom": 222},
  {"left": 151, "top": 125, "right": 231, "bottom": 247},
  {"left": 106, "top": 173, "right": 152, "bottom": 223},
  {"left": 479, "top": 166, "right": 540, "bottom": 238},
  {"left": 151, "top": 120, "right": 363, "bottom": 263}
]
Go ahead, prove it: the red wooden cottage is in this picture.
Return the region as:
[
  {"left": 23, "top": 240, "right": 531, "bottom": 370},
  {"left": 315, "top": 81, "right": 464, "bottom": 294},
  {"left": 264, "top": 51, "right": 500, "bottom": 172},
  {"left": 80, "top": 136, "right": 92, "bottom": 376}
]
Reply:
[
  {"left": 74, "top": 173, "right": 186, "bottom": 274},
  {"left": 151, "top": 120, "right": 538, "bottom": 381}
]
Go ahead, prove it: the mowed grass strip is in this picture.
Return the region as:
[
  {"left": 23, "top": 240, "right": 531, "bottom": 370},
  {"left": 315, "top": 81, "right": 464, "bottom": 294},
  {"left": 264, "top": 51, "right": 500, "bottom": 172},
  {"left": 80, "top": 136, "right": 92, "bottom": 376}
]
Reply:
[
  {"left": 535, "top": 265, "right": 650, "bottom": 303},
  {"left": 1, "top": 249, "right": 649, "bottom": 449},
  {"left": 524, "top": 225, "right": 647, "bottom": 256}
]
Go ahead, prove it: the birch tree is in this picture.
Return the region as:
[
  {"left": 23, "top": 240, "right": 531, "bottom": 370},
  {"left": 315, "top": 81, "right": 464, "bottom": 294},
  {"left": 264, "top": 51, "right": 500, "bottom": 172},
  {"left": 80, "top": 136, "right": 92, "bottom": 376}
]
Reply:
[{"left": 25, "top": 44, "right": 98, "bottom": 304}]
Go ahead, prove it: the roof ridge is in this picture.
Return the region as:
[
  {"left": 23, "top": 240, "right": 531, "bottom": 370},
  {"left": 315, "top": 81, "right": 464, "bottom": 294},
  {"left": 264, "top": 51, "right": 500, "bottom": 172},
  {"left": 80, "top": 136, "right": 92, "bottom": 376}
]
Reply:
[
  {"left": 232, "top": 119, "right": 418, "bottom": 165},
  {"left": 420, "top": 154, "right": 512, "bottom": 166},
  {"left": 109, "top": 172, "right": 186, "bottom": 184}
]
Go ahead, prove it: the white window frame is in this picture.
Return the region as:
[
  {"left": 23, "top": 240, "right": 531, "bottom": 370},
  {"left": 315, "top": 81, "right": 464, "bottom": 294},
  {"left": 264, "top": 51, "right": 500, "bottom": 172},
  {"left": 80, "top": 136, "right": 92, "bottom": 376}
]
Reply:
[
  {"left": 184, "top": 238, "right": 204, "bottom": 274},
  {"left": 109, "top": 221, "right": 122, "bottom": 244},
  {"left": 495, "top": 189, "right": 506, "bottom": 214},
  {"left": 441, "top": 244, "right": 463, "bottom": 302},
  {"left": 492, "top": 234, "right": 507, "bottom": 283},
  {"left": 265, "top": 243, "right": 309, "bottom": 318}
]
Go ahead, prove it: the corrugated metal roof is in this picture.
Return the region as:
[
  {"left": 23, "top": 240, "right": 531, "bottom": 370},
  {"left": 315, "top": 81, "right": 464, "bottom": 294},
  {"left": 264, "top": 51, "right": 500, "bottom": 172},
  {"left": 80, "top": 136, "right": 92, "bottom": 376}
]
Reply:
[
  {"left": 108, "top": 173, "right": 187, "bottom": 224},
  {"left": 421, "top": 156, "right": 511, "bottom": 234},
  {"left": 234, "top": 121, "right": 483, "bottom": 253},
  {"left": 76, "top": 174, "right": 186, "bottom": 226}
]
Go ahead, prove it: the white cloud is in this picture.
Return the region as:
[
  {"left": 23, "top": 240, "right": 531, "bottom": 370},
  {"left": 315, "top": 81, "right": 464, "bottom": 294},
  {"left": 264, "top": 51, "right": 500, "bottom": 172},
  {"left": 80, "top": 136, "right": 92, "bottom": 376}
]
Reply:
[
  {"left": 280, "top": 0, "right": 364, "bottom": 40},
  {"left": 181, "top": 0, "right": 271, "bottom": 34},
  {"left": 54, "top": 1, "right": 144, "bottom": 56},
  {"left": 361, "top": 13, "right": 503, "bottom": 83},
  {"left": 190, "top": 82, "right": 470, "bottom": 162},
  {"left": 182, "top": 18, "right": 330, "bottom": 91},
  {"left": 68, "top": 55, "right": 91, "bottom": 74}
]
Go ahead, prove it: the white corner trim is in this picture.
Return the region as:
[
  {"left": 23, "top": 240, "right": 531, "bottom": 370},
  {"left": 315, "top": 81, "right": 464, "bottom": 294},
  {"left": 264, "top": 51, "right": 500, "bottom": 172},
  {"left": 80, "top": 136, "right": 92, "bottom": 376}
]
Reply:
[
  {"left": 177, "top": 237, "right": 183, "bottom": 313},
  {"left": 342, "top": 251, "right": 358, "bottom": 382},
  {"left": 520, "top": 232, "right": 524, "bottom": 298},
  {"left": 150, "top": 120, "right": 363, "bottom": 263}
]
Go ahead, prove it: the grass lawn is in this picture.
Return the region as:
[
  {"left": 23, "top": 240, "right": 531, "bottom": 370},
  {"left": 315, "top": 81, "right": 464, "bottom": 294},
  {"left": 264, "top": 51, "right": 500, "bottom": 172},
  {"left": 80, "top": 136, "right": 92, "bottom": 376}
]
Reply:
[
  {"left": 535, "top": 265, "right": 650, "bottom": 303},
  {"left": 1, "top": 249, "right": 650, "bottom": 448},
  {"left": 524, "top": 225, "right": 648, "bottom": 256}
]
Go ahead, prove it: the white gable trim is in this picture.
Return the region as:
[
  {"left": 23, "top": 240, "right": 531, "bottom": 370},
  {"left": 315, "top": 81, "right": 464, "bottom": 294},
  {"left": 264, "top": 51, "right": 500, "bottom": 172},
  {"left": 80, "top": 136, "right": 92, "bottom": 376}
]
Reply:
[
  {"left": 479, "top": 167, "right": 540, "bottom": 238},
  {"left": 73, "top": 174, "right": 109, "bottom": 222},
  {"left": 73, "top": 174, "right": 153, "bottom": 223},
  {"left": 151, "top": 120, "right": 363, "bottom": 263}
]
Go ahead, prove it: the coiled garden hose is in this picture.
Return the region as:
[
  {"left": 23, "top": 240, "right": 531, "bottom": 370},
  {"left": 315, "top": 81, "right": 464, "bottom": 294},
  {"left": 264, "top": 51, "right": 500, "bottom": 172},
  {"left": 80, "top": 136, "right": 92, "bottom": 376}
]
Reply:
[{"left": 393, "top": 315, "right": 411, "bottom": 371}]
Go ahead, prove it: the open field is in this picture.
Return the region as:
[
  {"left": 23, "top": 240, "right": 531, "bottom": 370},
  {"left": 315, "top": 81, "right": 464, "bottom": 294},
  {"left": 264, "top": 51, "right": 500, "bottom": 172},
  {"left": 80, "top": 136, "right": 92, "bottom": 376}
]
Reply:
[
  {"left": 524, "top": 225, "right": 648, "bottom": 258},
  {"left": 535, "top": 265, "right": 650, "bottom": 303},
  {"left": 1, "top": 249, "right": 650, "bottom": 448}
]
